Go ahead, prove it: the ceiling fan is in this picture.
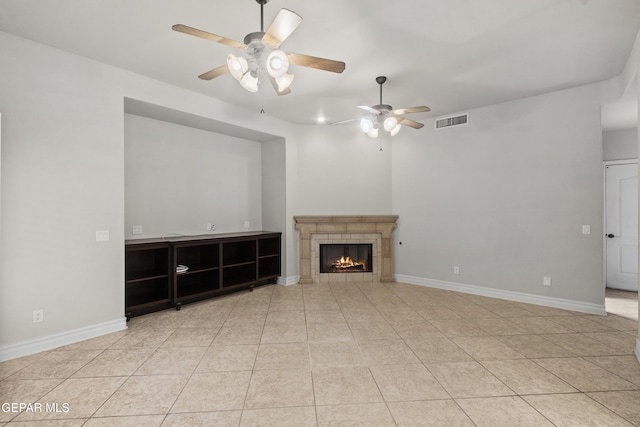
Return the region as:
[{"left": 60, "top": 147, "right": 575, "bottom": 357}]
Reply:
[
  {"left": 172, "top": 0, "right": 346, "bottom": 95},
  {"left": 351, "top": 76, "right": 430, "bottom": 138}
]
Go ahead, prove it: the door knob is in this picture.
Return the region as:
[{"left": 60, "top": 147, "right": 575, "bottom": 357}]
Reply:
[{"left": 607, "top": 234, "right": 616, "bottom": 238}]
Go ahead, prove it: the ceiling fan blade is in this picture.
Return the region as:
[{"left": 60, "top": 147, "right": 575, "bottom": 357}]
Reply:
[
  {"left": 172, "top": 24, "right": 246, "bottom": 49},
  {"left": 391, "top": 106, "right": 431, "bottom": 115},
  {"left": 262, "top": 9, "right": 302, "bottom": 49},
  {"left": 287, "top": 53, "right": 346, "bottom": 73},
  {"left": 357, "top": 105, "right": 381, "bottom": 115},
  {"left": 399, "top": 118, "right": 425, "bottom": 129},
  {"left": 331, "top": 118, "right": 361, "bottom": 125},
  {"left": 198, "top": 64, "right": 229, "bottom": 80},
  {"left": 267, "top": 75, "right": 292, "bottom": 96}
]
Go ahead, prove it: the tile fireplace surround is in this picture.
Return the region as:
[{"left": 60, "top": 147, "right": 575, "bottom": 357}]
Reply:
[{"left": 294, "top": 215, "right": 399, "bottom": 284}]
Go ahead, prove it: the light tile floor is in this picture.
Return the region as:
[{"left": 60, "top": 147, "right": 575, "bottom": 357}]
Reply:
[
  {"left": 1, "top": 282, "right": 639, "bottom": 426},
  {"left": 606, "top": 288, "right": 639, "bottom": 321}
]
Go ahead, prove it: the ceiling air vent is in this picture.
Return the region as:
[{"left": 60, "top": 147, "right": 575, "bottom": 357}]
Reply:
[{"left": 435, "top": 113, "right": 469, "bottom": 130}]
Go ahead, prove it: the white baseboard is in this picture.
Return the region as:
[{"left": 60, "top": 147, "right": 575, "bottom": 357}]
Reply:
[
  {"left": 635, "top": 338, "right": 640, "bottom": 364},
  {"left": 0, "top": 318, "right": 127, "bottom": 362},
  {"left": 277, "top": 275, "right": 300, "bottom": 286},
  {"left": 394, "top": 274, "right": 607, "bottom": 315}
]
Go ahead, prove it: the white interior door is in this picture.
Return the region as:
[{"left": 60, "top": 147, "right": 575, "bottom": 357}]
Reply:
[{"left": 605, "top": 162, "right": 638, "bottom": 291}]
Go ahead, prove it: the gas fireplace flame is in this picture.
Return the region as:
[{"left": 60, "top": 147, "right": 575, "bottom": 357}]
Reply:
[{"left": 332, "top": 256, "right": 365, "bottom": 270}]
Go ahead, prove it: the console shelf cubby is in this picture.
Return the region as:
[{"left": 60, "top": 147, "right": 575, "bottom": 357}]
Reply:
[
  {"left": 125, "top": 231, "right": 281, "bottom": 319},
  {"left": 124, "top": 241, "right": 171, "bottom": 320}
]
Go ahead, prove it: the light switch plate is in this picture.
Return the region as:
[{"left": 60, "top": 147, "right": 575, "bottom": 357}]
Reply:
[
  {"left": 582, "top": 225, "right": 591, "bottom": 235},
  {"left": 96, "top": 230, "right": 110, "bottom": 241}
]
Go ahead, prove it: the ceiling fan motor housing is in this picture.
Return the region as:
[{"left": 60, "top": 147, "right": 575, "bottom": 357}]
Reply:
[
  {"left": 373, "top": 104, "right": 393, "bottom": 114},
  {"left": 244, "top": 32, "right": 265, "bottom": 52}
]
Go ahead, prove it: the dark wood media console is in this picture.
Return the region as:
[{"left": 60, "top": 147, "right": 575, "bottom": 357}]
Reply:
[{"left": 125, "top": 231, "right": 281, "bottom": 320}]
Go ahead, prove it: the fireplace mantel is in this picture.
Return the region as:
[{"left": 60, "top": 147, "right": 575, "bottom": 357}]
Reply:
[{"left": 294, "top": 215, "right": 398, "bottom": 284}]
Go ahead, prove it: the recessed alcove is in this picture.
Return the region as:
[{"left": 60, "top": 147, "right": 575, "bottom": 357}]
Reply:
[{"left": 124, "top": 98, "right": 287, "bottom": 278}]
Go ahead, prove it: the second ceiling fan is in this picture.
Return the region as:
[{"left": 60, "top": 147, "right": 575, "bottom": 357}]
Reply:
[
  {"left": 172, "top": 0, "right": 346, "bottom": 95},
  {"left": 355, "top": 76, "right": 430, "bottom": 138}
]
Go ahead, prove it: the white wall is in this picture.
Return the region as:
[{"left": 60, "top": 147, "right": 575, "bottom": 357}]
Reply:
[
  {"left": 293, "top": 125, "right": 393, "bottom": 215},
  {"left": 603, "top": 128, "right": 638, "bottom": 161},
  {"left": 392, "top": 84, "right": 605, "bottom": 307},
  {"left": 0, "top": 31, "right": 299, "bottom": 359},
  {"left": 125, "top": 114, "right": 263, "bottom": 238},
  {"left": 261, "top": 138, "right": 288, "bottom": 279},
  {"left": 634, "top": 34, "right": 640, "bottom": 360},
  {"left": 612, "top": 28, "right": 640, "bottom": 359},
  {"left": 0, "top": 34, "right": 127, "bottom": 351}
]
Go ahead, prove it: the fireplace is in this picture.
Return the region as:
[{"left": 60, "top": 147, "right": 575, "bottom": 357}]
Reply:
[
  {"left": 320, "top": 244, "right": 373, "bottom": 273},
  {"left": 294, "top": 215, "right": 398, "bottom": 283}
]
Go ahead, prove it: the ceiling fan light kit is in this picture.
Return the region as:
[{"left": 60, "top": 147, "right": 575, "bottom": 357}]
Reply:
[{"left": 172, "top": 0, "right": 345, "bottom": 96}]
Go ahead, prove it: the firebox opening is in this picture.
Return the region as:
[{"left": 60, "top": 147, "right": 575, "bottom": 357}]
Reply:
[{"left": 320, "top": 244, "right": 373, "bottom": 273}]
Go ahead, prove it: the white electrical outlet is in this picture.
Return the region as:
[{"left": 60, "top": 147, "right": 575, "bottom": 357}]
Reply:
[
  {"left": 206, "top": 223, "right": 216, "bottom": 231},
  {"left": 453, "top": 266, "right": 460, "bottom": 275},
  {"left": 244, "top": 221, "right": 251, "bottom": 229},
  {"left": 543, "top": 276, "right": 552, "bottom": 287},
  {"left": 132, "top": 225, "right": 143, "bottom": 235},
  {"left": 33, "top": 309, "right": 43, "bottom": 323}
]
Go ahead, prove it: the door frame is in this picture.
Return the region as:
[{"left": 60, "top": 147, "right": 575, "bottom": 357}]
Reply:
[{"left": 603, "top": 159, "right": 638, "bottom": 293}]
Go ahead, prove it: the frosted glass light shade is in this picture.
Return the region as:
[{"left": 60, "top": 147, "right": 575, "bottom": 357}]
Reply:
[
  {"left": 384, "top": 116, "right": 398, "bottom": 132},
  {"left": 390, "top": 123, "right": 402, "bottom": 136},
  {"left": 239, "top": 73, "right": 259, "bottom": 92},
  {"left": 227, "top": 54, "right": 248, "bottom": 80},
  {"left": 360, "top": 118, "right": 374, "bottom": 133},
  {"left": 275, "top": 73, "right": 294, "bottom": 92},
  {"left": 367, "top": 127, "right": 379, "bottom": 138},
  {"left": 267, "top": 50, "right": 289, "bottom": 77}
]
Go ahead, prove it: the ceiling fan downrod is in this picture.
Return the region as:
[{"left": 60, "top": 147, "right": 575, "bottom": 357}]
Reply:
[
  {"left": 256, "top": 0, "right": 269, "bottom": 32},
  {"left": 376, "top": 76, "right": 387, "bottom": 105}
]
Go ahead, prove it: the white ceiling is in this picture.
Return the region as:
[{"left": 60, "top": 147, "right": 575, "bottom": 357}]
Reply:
[{"left": 1, "top": 0, "right": 639, "bottom": 129}]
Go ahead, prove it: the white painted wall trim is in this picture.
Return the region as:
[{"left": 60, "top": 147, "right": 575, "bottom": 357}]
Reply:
[
  {"left": 278, "top": 275, "right": 300, "bottom": 286},
  {"left": 603, "top": 159, "right": 639, "bottom": 166},
  {"left": 635, "top": 338, "right": 640, "bottom": 364},
  {"left": 0, "top": 318, "right": 127, "bottom": 362},
  {"left": 395, "top": 274, "right": 607, "bottom": 315}
]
